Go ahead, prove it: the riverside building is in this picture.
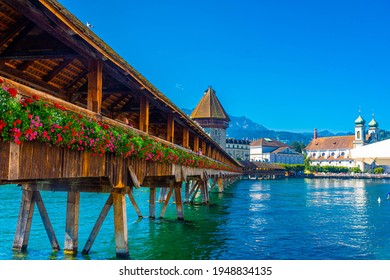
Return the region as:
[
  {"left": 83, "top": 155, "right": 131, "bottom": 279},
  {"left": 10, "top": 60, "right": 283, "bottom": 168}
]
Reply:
[
  {"left": 226, "top": 138, "right": 251, "bottom": 161},
  {"left": 250, "top": 138, "right": 304, "bottom": 164},
  {"left": 305, "top": 114, "right": 381, "bottom": 171}
]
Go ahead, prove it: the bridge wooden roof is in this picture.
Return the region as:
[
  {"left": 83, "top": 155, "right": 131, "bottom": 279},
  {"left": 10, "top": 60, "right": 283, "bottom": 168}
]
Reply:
[{"left": 0, "top": 0, "right": 240, "bottom": 168}]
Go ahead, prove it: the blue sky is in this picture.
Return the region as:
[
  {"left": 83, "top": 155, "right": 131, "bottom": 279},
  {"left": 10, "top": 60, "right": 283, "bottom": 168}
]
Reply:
[{"left": 58, "top": 0, "right": 390, "bottom": 133}]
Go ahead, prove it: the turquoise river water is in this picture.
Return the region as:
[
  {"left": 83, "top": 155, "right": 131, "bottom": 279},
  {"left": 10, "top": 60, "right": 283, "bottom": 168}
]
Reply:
[{"left": 1, "top": 178, "right": 389, "bottom": 260}]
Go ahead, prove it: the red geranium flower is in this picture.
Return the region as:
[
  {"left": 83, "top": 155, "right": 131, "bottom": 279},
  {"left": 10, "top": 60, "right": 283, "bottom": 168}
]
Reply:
[{"left": 7, "top": 88, "right": 17, "bottom": 97}]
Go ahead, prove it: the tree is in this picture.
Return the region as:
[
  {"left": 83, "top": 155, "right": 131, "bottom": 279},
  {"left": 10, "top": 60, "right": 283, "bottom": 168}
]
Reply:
[{"left": 290, "top": 141, "right": 306, "bottom": 153}]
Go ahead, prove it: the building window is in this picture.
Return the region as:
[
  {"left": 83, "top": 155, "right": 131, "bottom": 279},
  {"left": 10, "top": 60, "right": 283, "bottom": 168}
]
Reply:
[{"left": 357, "top": 131, "right": 361, "bottom": 140}]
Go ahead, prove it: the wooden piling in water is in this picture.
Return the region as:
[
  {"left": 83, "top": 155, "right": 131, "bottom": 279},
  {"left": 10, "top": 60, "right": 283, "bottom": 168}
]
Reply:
[
  {"left": 12, "top": 189, "right": 34, "bottom": 252},
  {"left": 64, "top": 191, "right": 80, "bottom": 255},
  {"left": 113, "top": 192, "right": 129, "bottom": 259}
]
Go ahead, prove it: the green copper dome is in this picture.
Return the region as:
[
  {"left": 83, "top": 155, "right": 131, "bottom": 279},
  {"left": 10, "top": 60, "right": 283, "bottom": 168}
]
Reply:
[
  {"left": 354, "top": 115, "right": 365, "bottom": 125},
  {"left": 368, "top": 115, "right": 379, "bottom": 127}
]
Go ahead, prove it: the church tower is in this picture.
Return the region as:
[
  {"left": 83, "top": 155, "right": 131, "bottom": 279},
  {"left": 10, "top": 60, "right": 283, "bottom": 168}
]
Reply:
[
  {"left": 368, "top": 114, "right": 379, "bottom": 143},
  {"left": 353, "top": 114, "right": 366, "bottom": 148},
  {"left": 190, "top": 86, "right": 230, "bottom": 150}
]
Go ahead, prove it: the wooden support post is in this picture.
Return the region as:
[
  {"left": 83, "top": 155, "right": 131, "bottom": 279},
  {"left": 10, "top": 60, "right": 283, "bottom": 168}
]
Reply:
[
  {"left": 82, "top": 194, "right": 113, "bottom": 255},
  {"left": 13, "top": 189, "right": 34, "bottom": 252},
  {"left": 183, "top": 127, "right": 189, "bottom": 149},
  {"left": 193, "top": 136, "right": 199, "bottom": 153},
  {"left": 139, "top": 95, "right": 149, "bottom": 133},
  {"left": 64, "top": 191, "right": 80, "bottom": 255},
  {"left": 209, "top": 178, "right": 218, "bottom": 191},
  {"left": 203, "top": 180, "right": 209, "bottom": 203},
  {"left": 127, "top": 187, "right": 143, "bottom": 218},
  {"left": 87, "top": 60, "right": 103, "bottom": 114},
  {"left": 174, "top": 183, "right": 184, "bottom": 220},
  {"left": 188, "top": 181, "right": 198, "bottom": 201},
  {"left": 149, "top": 187, "right": 157, "bottom": 219},
  {"left": 158, "top": 187, "right": 169, "bottom": 202},
  {"left": 113, "top": 193, "right": 129, "bottom": 259},
  {"left": 202, "top": 141, "right": 207, "bottom": 156},
  {"left": 218, "top": 177, "right": 224, "bottom": 192},
  {"left": 184, "top": 180, "right": 191, "bottom": 203},
  {"left": 167, "top": 114, "right": 175, "bottom": 143},
  {"left": 34, "top": 191, "right": 60, "bottom": 251},
  {"left": 159, "top": 185, "right": 174, "bottom": 218},
  {"left": 190, "top": 181, "right": 201, "bottom": 203},
  {"left": 207, "top": 145, "right": 212, "bottom": 157}
]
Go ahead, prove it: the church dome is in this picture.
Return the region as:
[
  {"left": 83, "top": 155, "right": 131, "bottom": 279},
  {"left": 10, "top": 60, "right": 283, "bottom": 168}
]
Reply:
[
  {"left": 354, "top": 115, "right": 365, "bottom": 125},
  {"left": 368, "top": 115, "right": 379, "bottom": 128}
]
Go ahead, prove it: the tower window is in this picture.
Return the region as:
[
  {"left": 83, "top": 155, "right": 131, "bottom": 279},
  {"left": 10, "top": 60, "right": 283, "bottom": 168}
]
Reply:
[{"left": 357, "top": 131, "right": 361, "bottom": 139}]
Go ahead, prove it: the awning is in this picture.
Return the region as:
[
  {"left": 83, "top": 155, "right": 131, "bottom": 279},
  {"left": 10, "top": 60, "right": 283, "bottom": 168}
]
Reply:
[{"left": 350, "top": 139, "right": 390, "bottom": 165}]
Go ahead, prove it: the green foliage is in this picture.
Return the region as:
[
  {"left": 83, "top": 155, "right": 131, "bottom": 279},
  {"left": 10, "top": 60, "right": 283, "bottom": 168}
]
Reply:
[
  {"left": 306, "top": 165, "right": 351, "bottom": 173},
  {"left": 374, "top": 167, "right": 384, "bottom": 174},
  {"left": 280, "top": 164, "right": 305, "bottom": 172},
  {"left": 290, "top": 141, "right": 306, "bottom": 153},
  {"left": 349, "top": 167, "right": 361, "bottom": 173}
]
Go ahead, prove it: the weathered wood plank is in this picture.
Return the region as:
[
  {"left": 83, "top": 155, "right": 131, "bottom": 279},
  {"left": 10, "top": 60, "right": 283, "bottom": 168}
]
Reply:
[
  {"left": 127, "top": 188, "right": 142, "bottom": 218},
  {"left": 159, "top": 185, "right": 174, "bottom": 218},
  {"left": 174, "top": 183, "right": 184, "bottom": 220},
  {"left": 82, "top": 194, "right": 113, "bottom": 255},
  {"left": 33, "top": 191, "right": 60, "bottom": 251},
  {"left": 139, "top": 95, "right": 149, "bottom": 133},
  {"left": 12, "top": 189, "right": 34, "bottom": 252},
  {"left": 8, "top": 142, "right": 20, "bottom": 180},
  {"left": 64, "top": 191, "right": 80, "bottom": 254},
  {"left": 167, "top": 114, "right": 174, "bottom": 143},
  {"left": 0, "top": 141, "right": 10, "bottom": 179},
  {"left": 127, "top": 165, "right": 140, "bottom": 188},
  {"left": 149, "top": 187, "right": 157, "bottom": 219},
  {"left": 87, "top": 60, "right": 103, "bottom": 114},
  {"left": 112, "top": 193, "right": 129, "bottom": 259}
]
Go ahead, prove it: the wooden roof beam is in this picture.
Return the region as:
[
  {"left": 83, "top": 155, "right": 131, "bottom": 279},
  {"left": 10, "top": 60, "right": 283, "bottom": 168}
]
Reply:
[
  {"left": 0, "top": 17, "right": 30, "bottom": 47},
  {"left": 0, "top": 21, "right": 36, "bottom": 56},
  {"left": 0, "top": 51, "right": 80, "bottom": 61},
  {"left": 0, "top": 63, "right": 66, "bottom": 98},
  {"left": 42, "top": 58, "right": 73, "bottom": 82},
  {"left": 87, "top": 60, "right": 103, "bottom": 114}
]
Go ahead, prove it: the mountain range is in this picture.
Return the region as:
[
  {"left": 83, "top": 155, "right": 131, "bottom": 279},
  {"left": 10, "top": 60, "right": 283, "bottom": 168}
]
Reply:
[{"left": 182, "top": 108, "right": 351, "bottom": 145}]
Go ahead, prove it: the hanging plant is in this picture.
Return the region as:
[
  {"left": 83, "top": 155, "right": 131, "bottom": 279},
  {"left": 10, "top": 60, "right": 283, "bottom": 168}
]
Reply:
[{"left": 0, "top": 82, "right": 232, "bottom": 171}]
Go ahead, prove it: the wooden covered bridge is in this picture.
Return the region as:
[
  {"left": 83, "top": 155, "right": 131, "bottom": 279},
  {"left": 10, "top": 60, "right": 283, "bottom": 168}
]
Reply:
[{"left": 0, "top": 0, "right": 242, "bottom": 258}]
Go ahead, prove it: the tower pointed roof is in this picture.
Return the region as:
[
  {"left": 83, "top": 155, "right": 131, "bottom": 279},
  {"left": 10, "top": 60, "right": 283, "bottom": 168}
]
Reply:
[{"left": 190, "top": 86, "right": 230, "bottom": 121}]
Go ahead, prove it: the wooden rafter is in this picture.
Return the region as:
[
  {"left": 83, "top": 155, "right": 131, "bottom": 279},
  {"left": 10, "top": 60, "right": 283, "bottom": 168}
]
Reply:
[
  {"left": 42, "top": 58, "right": 73, "bottom": 82},
  {"left": 0, "top": 21, "right": 36, "bottom": 56},
  {"left": 0, "top": 17, "right": 30, "bottom": 47},
  {"left": 0, "top": 63, "right": 66, "bottom": 97}
]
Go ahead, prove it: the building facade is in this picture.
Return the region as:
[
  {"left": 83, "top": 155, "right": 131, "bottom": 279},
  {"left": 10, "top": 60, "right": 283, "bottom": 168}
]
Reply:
[
  {"left": 190, "top": 86, "right": 230, "bottom": 150},
  {"left": 305, "top": 114, "right": 380, "bottom": 170},
  {"left": 250, "top": 138, "right": 304, "bottom": 164},
  {"left": 226, "top": 138, "right": 251, "bottom": 161}
]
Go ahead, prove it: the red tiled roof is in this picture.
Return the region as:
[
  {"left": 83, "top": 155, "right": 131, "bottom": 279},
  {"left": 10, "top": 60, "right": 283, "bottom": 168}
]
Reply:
[{"left": 305, "top": 135, "right": 355, "bottom": 151}]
